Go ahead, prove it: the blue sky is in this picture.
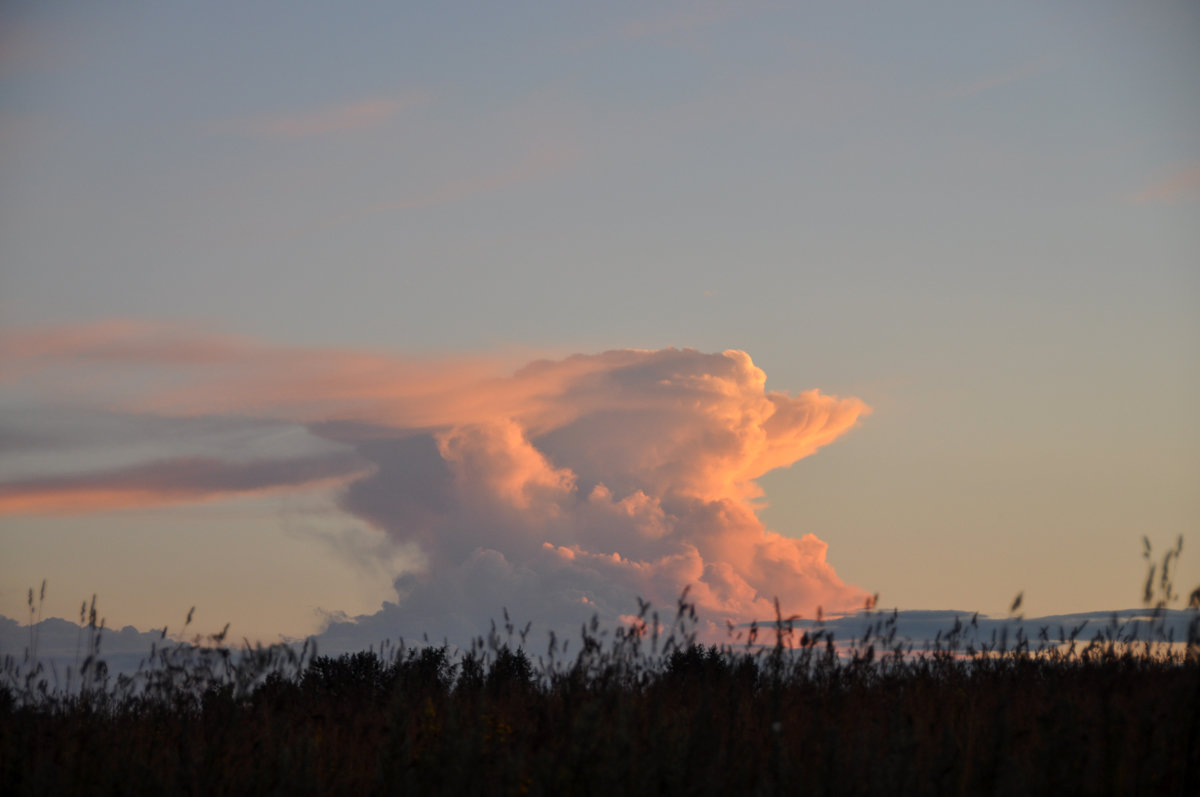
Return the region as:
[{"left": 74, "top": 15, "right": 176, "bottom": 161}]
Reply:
[{"left": 1, "top": 1, "right": 1197, "bottom": 644}]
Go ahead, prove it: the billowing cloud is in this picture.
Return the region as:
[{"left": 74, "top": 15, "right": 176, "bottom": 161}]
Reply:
[{"left": 1, "top": 321, "right": 870, "bottom": 641}]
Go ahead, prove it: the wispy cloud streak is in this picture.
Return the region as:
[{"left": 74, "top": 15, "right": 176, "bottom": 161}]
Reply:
[
  {"left": 1132, "top": 163, "right": 1200, "bottom": 204},
  {"left": 368, "top": 143, "right": 580, "bottom": 214},
  {"left": 942, "top": 56, "right": 1054, "bottom": 101},
  {"left": 623, "top": 0, "right": 767, "bottom": 40},
  {"left": 0, "top": 452, "right": 367, "bottom": 514},
  {"left": 212, "top": 94, "right": 424, "bottom": 138}
]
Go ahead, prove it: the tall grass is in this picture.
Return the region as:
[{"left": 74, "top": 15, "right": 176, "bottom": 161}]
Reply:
[{"left": 2, "top": 540, "right": 1198, "bottom": 795}]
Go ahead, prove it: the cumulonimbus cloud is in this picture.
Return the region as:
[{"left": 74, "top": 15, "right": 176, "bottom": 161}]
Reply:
[{"left": 1, "top": 321, "right": 871, "bottom": 639}]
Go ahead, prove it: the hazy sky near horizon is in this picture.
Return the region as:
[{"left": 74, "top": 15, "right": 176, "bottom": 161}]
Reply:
[{"left": 1, "top": 1, "right": 1197, "bottom": 644}]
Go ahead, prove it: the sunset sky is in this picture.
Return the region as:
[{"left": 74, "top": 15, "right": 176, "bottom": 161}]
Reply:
[{"left": 2, "top": 2, "right": 1197, "bottom": 646}]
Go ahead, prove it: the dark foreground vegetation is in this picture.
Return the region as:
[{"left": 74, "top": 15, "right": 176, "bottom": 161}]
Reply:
[{"left": 4, "top": 541, "right": 1200, "bottom": 796}]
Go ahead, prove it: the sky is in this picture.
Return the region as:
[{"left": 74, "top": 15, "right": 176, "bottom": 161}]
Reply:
[{"left": 1, "top": 1, "right": 1197, "bottom": 647}]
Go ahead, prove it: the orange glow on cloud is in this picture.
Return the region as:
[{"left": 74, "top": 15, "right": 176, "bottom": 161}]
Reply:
[
  {"left": 1, "top": 320, "right": 872, "bottom": 630},
  {"left": 0, "top": 318, "right": 249, "bottom": 367},
  {"left": 0, "top": 453, "right": 370, "bottom": 515},
  {"left": 1132, "top": 163, "right": 1200, "bottom": 204},
  {"left": 0, "top": 484, "right": 335, "bottom": 515},
  {"left": 0, "top": 487, "right": 189, "bottom": 515}
]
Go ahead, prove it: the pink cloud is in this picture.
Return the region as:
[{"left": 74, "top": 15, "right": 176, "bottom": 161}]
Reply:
[
  {"left": 941, "top": 56, "right": 1054, "bottom": 102},
  {"left": 212, "top": 94, "right": 424, "bottom": 138},
  {"left": 275, "top": 139, "right": 581, "bottom": 239},
  {"left": 623, "top": 1, "right": 764, "bottom": 40},
  {"left": 2, "top": 322, "right": 871, "bottom": 638},
  {"left": 0, "top": 319, "right": 248, "bottom": 373},
  {"left": 365, "top": 143, "right": 580, "bottom": 215},
  {"left": 1132, "top": 163, "right": 1200, "bottom": 204},
  {"left": 0, "top": 452, "right": 367, "bottom": 515}
]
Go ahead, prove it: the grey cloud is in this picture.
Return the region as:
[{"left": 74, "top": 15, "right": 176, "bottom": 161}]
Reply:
[{"left": 0, "top": 450, "right": 368, "bottom": 509}]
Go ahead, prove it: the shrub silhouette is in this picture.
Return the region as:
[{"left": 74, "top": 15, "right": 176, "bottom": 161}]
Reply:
[
  {"left": 304, "top": 650, "right": 388, "bottom": 698},
  {"left": 485, "top": 646, "right": 534, "bottom": 695},
  {"left": 398, "top": 645, "right": 456, "bottom": 694}
]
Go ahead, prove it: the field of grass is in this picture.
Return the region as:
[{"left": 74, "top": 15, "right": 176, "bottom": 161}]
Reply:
[{"left": 3, "top": 542, "right": 1199, "bottom": 795}]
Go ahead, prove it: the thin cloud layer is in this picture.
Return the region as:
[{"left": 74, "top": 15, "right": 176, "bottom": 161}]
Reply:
[
  {"left": 1, "top": 322, "right": 870, "bottom": 640},
  {"left": 0, "top": 452, "right": 367, "bottom": 514},
  {"left": 212, "top": 94, "right": 424, "bottom": 138},
  {"left": 1132, "top": 163, "right": 1200, "bottom": 204}
]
